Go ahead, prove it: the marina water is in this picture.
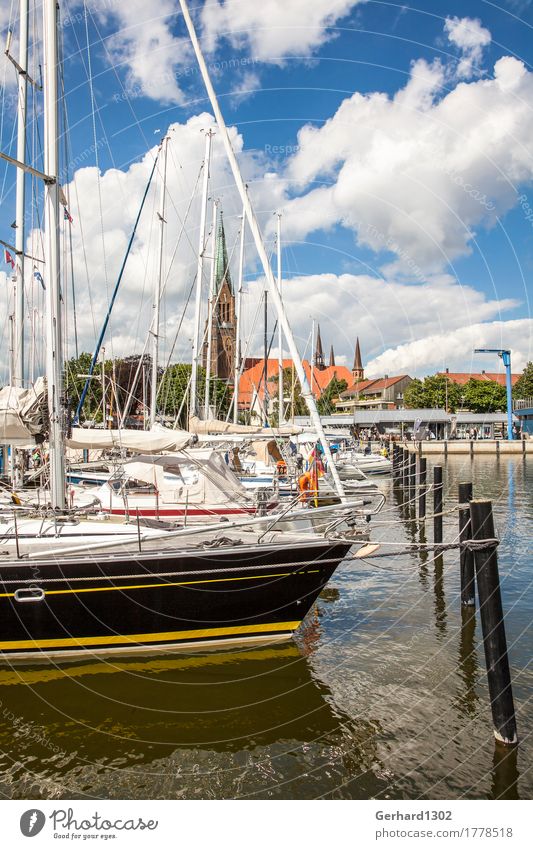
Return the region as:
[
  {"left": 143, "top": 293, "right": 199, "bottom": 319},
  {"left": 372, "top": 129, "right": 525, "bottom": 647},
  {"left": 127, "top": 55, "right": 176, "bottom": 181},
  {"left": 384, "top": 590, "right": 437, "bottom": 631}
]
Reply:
[{"left": 0, "top": 455, "right": 531, "bottom": 799}]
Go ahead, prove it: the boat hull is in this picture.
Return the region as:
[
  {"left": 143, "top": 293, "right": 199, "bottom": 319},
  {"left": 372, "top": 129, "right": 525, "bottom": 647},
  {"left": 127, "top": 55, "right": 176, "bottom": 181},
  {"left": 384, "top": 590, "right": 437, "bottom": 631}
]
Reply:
[{"left": 0, "top": 539, "right": 351, "bottom": 659}]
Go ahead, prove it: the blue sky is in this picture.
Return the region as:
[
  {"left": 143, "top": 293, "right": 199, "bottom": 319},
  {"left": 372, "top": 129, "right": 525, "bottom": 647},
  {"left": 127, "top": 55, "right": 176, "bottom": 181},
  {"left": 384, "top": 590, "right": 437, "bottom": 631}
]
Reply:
[{"left": 1, "top": 0, "right": 532, "bottom": 379}]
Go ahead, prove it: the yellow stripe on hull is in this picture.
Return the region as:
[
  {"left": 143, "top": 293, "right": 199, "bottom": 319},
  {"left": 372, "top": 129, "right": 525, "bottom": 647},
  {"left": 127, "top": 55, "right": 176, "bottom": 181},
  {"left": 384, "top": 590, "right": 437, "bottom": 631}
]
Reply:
[
  {"left": 0, "top": 621, "right": 302, "bottom": 652},
  {"left": 0, "top": 571, "right": 294, "bottom": 599}
]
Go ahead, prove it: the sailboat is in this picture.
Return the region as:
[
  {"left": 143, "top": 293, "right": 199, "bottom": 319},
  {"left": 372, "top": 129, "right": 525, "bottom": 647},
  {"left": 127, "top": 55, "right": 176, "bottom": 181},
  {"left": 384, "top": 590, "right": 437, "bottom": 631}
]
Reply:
[{"left": 0, "top": 0, "right": 359, "bottom": 660}]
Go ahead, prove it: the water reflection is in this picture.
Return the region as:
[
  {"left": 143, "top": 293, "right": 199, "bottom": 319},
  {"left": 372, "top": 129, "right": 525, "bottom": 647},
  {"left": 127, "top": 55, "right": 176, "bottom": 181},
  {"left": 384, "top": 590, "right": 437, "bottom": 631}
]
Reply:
[
  {"left": 418, "top": 525, "right": 429, "bottom": 591},
  {"left": 433, "top": 553, "right": 447, "bottom": 639},
  {"left": 491, "top": 744, "right": 520, "bottom": 800},
  {"left": 0, "top": 642, "right": 382, "bottom": 799},
  {"left": 454, "top": 607, "right": 479, "bottom": 718}
]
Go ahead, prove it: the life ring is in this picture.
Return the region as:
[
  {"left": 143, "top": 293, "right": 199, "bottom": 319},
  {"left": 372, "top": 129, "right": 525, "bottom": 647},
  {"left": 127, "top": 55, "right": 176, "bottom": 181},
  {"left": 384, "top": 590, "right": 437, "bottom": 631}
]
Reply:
[
  {"left": 276, "top": 460, "right": 287, "bottom": 476},
  {"left": 298, "top": 472, "right": 312, "bottom": 503}
]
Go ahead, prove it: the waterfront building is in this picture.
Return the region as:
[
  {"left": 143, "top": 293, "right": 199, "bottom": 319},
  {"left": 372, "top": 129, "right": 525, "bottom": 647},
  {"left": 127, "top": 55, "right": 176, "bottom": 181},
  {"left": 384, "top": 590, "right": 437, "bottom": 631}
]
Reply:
[
  {"left": 514, "top": 398, "right": 533, "bottom": 437},
  {"left": 437, "top": 369, "right": 522, "bottom": 387},
  {"left": 238, "top": 330, "right": 354, "bottom": 422}
]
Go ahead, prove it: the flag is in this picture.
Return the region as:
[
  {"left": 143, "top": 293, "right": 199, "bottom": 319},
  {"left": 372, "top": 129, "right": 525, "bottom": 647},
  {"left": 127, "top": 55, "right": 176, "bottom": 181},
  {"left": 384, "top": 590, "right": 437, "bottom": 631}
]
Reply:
[
  {"left": 64, "top": 208, "right": 73, "bottom": 223},
  {"left": 33, "top": 268, "right": 45, "bottom": 289},
  {"left": 4, "top": 249, "right": 15, "bottom": 269}
]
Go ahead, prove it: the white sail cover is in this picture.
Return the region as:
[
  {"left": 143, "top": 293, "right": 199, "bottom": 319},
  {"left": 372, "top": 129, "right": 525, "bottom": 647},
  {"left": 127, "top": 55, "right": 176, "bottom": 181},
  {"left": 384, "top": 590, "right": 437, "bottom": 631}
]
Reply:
[
  {"left": 0, "top": 377, "right": 47, "bottom": 446},
  {"left": 66, "top": 424, "right": 192, "bottom": 453},
  {"left": 188, "top": 415, "right": 302, "bottom": 437},
  {"left": 122, "top": 450, "right": 254, "bottom": 506}
]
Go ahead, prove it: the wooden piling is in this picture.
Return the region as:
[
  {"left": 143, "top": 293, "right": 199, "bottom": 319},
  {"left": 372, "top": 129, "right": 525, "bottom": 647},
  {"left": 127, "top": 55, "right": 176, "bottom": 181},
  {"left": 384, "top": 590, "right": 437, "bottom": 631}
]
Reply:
[
  {"left": 458, "top": 482, "right": 475, "bottom": 606},
  {"left": 470, "top": 500, "right": 517, "bottom": 746},
  {"left": 392, "top": 444, "right": 399, "bottom": 482},
  {"left": 402, "top": 448, "right": 409, "bottom": 489},
  {"left": 409, "top": 451, "right": 416, "bottom": 505},
  {"left": 418, "top": 457, "right": 427, "bottom": 520},
  {"left": 433, "top": 465, "right": 443, "bottom": 546}
]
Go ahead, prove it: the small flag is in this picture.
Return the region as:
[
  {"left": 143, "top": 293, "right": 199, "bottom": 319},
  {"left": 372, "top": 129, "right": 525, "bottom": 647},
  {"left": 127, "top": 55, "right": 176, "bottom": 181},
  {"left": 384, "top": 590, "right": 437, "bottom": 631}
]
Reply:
[
  {"left": 64, "top": 208, "right": 73, "bottom": 224},
  {"left": 4, "top": 249, "right": 15, "bottom": 269},
  {"left": 33, "top": 268, "right": 45, "bottom": 289}
]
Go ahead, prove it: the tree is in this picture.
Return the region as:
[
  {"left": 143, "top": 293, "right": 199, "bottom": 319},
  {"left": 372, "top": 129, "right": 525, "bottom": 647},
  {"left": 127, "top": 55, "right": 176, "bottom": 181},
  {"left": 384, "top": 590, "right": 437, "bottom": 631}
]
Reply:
[
  {"left": 65, "top": 353, "right": 232, "bottom": 428},
  {"left": 462, "top": 378, "right": 507, "bottom": 414},
  {"left": 64, "top": 352, "right": 105, "bottom": 422},
  {"left": 270, "top": 366, "right": 307, "bottom": 425},
  {"left": 158, "top": 364, "right": 231, "bottom": 426},
  {"left": 403, "top": 378, "right": 426, "bottom": 409},
  {"left": 404, "top": 375, "right": 461, "bottom": 411},
  {"left": 317, "top": 377, "right": 348, "bottom": 415},
  {"left": 513, "top": 361, "right": 533, "bottom": 400}
]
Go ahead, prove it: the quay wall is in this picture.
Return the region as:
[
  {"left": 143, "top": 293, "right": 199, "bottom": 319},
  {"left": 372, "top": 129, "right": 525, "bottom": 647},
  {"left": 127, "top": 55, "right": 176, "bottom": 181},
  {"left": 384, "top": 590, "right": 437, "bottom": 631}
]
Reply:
[{"left": 402, "top": 440, "right": 533, "bottom": 456}]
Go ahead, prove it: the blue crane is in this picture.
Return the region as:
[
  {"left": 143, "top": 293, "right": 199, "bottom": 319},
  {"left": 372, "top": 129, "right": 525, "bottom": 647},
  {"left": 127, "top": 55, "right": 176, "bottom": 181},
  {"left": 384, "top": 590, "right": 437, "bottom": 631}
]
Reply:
[{"left": 473, "top": 349, "right": 514, "bottom": 440}]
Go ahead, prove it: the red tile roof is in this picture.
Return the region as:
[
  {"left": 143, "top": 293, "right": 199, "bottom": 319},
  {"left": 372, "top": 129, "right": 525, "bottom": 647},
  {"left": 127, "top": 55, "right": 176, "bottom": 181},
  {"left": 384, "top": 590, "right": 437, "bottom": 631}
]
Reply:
[
  {"left": 438, "top": 372, "right": 521, "bottom": 387},
  {"left": 341, "top": 375, "right": 409, "bottom": 397},
  {"left": 238, "top": 359, "right": 352, "bottom": 407}
]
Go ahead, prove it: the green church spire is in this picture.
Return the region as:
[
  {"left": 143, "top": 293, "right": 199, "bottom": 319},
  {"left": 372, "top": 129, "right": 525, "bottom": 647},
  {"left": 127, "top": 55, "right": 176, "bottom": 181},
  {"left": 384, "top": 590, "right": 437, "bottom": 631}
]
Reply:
[{"left": 214, "top": 212, "right": 232, "bottom": 293}]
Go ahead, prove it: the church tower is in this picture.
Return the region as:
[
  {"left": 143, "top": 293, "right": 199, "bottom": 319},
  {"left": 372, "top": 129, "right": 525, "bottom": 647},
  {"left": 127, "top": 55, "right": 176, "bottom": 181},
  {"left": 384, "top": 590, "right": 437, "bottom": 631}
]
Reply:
[
  {"left": 202, "top": 212, "right": 236, "bottom": 382},
  {"left": 352, "top": 337, "right": 364, "bottom": 381},
  {"left": 329, "top": 345, "right": 335, "bottom": 368},
  {"left": 314, "top": 324, "right": 325, "bottom": 370}
]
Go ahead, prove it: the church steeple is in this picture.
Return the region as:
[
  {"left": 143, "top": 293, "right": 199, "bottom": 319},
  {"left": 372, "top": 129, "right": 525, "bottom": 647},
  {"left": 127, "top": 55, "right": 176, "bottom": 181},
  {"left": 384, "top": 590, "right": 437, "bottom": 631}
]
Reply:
[
  {"left": 315, "top": 324, "right": 325, "bottom": 370},
  {"left": 202, "top": 207, "right": 236, "bottom": 382},
  {"left": 352, "top": 337, "right": 364, "bottom": 381},
  {"left": 214, "top": 212, "right": 232, "bottom": 293},
  {"left": 329, "top": 345, "right": 335, "bottom": 368}
]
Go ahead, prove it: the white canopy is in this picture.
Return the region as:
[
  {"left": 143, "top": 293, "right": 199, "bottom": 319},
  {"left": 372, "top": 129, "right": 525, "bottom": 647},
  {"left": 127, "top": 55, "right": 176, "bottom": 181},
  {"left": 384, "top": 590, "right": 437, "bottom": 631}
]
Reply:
[
  {"left": 0, "top": 377, "right": 47, "bottom": 446},
  {"left": 189, "top": 415, "right": 302, "bottom": 437},
  {"left": 66, "top": 424, "right": 192, "bottom": 454},
  {"left": 122, "top": 450, "right": 254, "bottom": 507}
]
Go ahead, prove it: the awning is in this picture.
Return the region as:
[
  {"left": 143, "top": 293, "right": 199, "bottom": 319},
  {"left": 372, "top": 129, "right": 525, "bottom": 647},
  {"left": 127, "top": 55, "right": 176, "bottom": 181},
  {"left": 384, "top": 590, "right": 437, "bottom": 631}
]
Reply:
[{"left": 66, "top": 424, "right": 192, "bottom": 453}]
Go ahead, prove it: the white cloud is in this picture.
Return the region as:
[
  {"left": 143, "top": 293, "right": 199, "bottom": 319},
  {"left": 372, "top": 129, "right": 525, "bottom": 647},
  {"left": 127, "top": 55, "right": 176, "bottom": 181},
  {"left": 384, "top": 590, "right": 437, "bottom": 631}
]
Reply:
[
  {"left": 73, "top": 0, "right": 191, "bottom": 104},
  {"left": 444, "top": 16, "right": 492, "bottom": 79},
  {"left": 281, "top": 54, "right": 533, "bottom": 274},
  {"left": 67, "top": 0, "right": 367, "bottom": 104},
  {"left": 200, "top": 0, "right": 365, "bottom": 63},
  {"left": 41, "top": 113, "right": 280, "bottom": 365},
  {"left": 242, "top": 271, "right": 526, "bottom": 379},
  {"left": 365, "top": 319, "right": 532, "bottom": 377}
]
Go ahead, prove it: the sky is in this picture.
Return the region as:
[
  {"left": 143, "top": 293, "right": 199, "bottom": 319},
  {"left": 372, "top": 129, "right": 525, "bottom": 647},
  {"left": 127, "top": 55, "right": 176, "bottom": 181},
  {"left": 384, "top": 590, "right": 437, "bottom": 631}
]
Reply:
[{"left": 0, "top": 0, "right": 532, "bottom": 382}]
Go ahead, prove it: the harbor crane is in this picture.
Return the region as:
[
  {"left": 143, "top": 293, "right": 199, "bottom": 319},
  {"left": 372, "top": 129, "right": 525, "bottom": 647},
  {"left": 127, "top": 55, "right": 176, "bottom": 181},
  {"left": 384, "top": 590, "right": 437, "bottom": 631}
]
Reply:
[{"left": 473, "top": 349, "right": 514, "bottom": 440}]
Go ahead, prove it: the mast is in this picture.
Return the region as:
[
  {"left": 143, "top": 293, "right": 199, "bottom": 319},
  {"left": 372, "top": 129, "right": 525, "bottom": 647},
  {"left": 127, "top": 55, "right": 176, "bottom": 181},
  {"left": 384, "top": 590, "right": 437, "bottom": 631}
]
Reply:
[
  {"left": 178, "top": 0, "right": 345, "bottom": 498},
  {"left": 276, "top": 213, "right": 283, "bottom": 424},
  {"left": 43, "top": 0, "right": 65, "bottom": 509},
  {"left": 149, "top": 133, "right": 169, "bottom": 427},
  {"left": 233, "top": 200, "right": 246, "bottom": 424},
  {"left": 13, "top": 0, "right": 28, "bottom": 388},
  {"left": 311, "top": 318, "right": 316, "bottom": 398},
  {"left": 204, "top": 198, "right": 218, "bottom": 418},
  {"left": 263, "top": 289, "right": 268, "bottom": 426},
  {"left": 190, "top": 128, "right": 214, "bottom": 418}
]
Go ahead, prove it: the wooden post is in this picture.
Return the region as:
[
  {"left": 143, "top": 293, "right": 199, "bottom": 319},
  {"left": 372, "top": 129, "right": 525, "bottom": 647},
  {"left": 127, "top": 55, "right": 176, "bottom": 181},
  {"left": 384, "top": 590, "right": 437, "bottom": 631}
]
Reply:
[
  {"left": 409, "top": 451, "right": 416, "bottom": 505},
  {"left": 402, "top": 448, "right": 409, "bottom": 489},
  {"left": 391, "top": 444, "right": 397, "bottom": 481},
  {"left": 459, "top": 482, "right": 475, "bottom": 606},
  {"left": 418, "top": 457, "right": 427, "bottom": 520},
  {"left": 470, "top": 500, "right": 517, "bottom": 746},
  {"left": 433, "top": 465, "right": 443, "bottom": 546}
]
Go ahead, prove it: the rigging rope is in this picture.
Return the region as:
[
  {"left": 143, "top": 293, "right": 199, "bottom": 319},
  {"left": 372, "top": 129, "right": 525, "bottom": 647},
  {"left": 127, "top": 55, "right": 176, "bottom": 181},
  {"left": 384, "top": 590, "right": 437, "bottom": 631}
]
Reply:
[{"left": 74, "top": 151, "right": 160, "bottom": 422}]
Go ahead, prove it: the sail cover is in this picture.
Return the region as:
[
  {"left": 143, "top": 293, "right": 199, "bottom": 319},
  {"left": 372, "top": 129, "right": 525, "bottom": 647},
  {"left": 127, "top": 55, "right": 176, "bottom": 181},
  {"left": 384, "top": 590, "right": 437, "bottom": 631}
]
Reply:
[
  {"left": 188, "top": 415, "right": 302, "bottom": 437},
  {"left": 122, "top": 450, "right": 253, "bottom": 506},
  {"left": 0, "top": 377, "right": 47, "bottom": 446},
  {"left": 66, "top": 424, "right": 192, "bottom": 453}
]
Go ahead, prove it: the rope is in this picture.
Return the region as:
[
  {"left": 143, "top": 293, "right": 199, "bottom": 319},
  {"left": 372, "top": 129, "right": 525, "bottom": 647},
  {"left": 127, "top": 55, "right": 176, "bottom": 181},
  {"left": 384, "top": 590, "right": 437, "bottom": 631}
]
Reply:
[{"left": 351, "top": 537, "right": 500, "bottom": 561}]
